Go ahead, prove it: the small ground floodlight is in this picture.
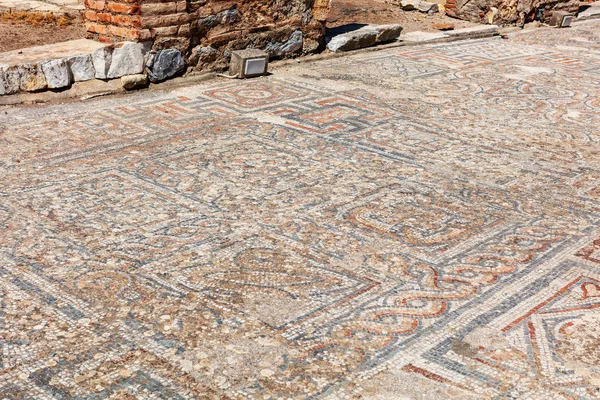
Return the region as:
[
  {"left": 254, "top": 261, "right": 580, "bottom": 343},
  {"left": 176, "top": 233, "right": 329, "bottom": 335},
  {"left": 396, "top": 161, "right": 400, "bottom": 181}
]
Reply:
[
  {"left": 549, "top": 11, "right": 573, "bottom": 27},
  {"left": 229, "top": 49, "right": 269, "bottom": 79}
]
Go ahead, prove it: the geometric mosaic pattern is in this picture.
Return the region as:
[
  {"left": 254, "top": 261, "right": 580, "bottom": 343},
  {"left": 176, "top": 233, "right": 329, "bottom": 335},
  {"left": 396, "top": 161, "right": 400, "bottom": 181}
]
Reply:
[{"left": 1, "top": 19, "right": 600, "bottom": 399}]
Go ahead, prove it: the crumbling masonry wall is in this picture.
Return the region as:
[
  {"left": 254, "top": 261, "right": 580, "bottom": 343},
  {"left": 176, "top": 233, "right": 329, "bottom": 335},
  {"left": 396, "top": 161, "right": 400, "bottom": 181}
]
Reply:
[
  {"left": 445, "top": 0, "right": 579, "bottom": 24},
  {"left": 84, "top": 0, "right": 331, "bottom": 69}
]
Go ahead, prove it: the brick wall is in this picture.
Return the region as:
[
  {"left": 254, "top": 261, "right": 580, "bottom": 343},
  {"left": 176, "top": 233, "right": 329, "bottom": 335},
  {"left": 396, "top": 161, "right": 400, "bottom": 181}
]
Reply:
[
  {"left": 85, "top": 0, "right": 147, "bottom": 42},
  {"left": 85, "top": 0, "right": 332, "bottom": 69}
]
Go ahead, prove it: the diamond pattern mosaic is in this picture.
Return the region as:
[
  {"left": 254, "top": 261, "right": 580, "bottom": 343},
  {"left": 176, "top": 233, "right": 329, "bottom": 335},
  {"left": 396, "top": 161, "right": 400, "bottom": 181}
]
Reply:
[{"left": 1, "top": 20, "right": 600, "bottom": 399}]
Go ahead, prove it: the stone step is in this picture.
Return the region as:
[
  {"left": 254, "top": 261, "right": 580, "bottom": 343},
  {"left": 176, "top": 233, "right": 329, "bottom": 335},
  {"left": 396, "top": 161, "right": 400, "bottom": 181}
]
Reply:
[
  {"left": 0, "top": 40, "right": 105, "bottom": 94},
  {"left": 0, "top": 39, "right": 103, "bottom": 67},
  {"left": 0, "top": 39, "right": 187, "bottom": 96}
]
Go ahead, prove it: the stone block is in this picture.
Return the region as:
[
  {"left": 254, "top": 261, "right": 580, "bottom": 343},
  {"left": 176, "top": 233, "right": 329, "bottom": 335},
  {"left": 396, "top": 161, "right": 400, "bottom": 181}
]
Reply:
[
  {"left": 41, "top": 59, "right": 71, "bottom": 89},
  {"left": 92, "top": 46, "right": 113, "bottom": 79},
  {"left": 189, "top": 46, "right": 219, "bottom": 68},
  {"left": 375, "top": 24, "right": 404, "bottom": 42},
  {"left": 18, "top": 64, "right": 47, "bottom": 92},
  {"left": 0, "top": 67, "right": 6, "bottom": 96},
  {"left": 146, "top": 49, "right": 186, "bottom": 82},
  {"left": 401, "top": 0, "right": 439, "bottom": 12},
  {"left": 578, "top": 2, "right": 600, "bottom": 19},
  {"left": 65, "top": 54, "right": 96, "bottom": 82},
  {"left": 265, "top": 30, "right": 304, "bottom": 58},
  {"left": 327, "top": 28, "right": 378, "bottom": 52},
  {"left": 327, "top": 24, "right": 403, "bottom": 52},
  {"left": 121, "top": 73, "right": 148, "bottom": 90},
  {"left": 107, "top": 42, "right": 146, "bottom": 79},
  {"left": 0, "top": 66, "right": 20, "bottom": 95}
]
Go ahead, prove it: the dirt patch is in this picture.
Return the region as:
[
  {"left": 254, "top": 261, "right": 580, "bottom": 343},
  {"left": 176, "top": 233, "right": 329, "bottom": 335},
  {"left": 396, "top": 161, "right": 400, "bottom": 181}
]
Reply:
[
  {"left": 327, "top": 0, "right": 479, "bottom": 32},
  {"left": 0, "top": 11, "right": 85, "bottom": 53}
]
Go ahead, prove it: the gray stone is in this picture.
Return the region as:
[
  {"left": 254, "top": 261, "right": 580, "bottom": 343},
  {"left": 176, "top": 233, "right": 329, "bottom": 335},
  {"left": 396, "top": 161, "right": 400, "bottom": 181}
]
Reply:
[
  {"left": 220, "top": 9, "right": 240, "bottom": 24},
  {"left": 400, "top": 0, "right": 418, "bottom": 10},
  {"left": 146, "top": 49, "right": 186, "bottom": 82},
  {"left": 189, "top": 46, "right": 219, "bottom": 68},
  {"left": 41, "top": 59, "right": 71, "bottom": 89},
  {"left": 578, "top": 1, "right": 600, "bottom": 19},
  {"left": 198, "top": 14, "right": 219, "bottom": 29},
  {"left": 92, "top": 47, "right": 113, "bottom": 80},
  {"left": 327, "top": 24, "right": 403, "bottom": 52},
  {"left": 65, "top": 54, "right": 95, "bottom": 82},
  {"left": 418, "top": 1, "right": 439, "bottom": 12},
  {"left": 107, "top": 42, "right": 146, "bottom": 79},
  {"left": 327, "top": 28, "right": 378, "bottom": 52},
  {"left": 198, "top": 8, "right": 240, "bottom": 32},
  {"left": 375, "top": 24, "right": 404, "bottom": 42},
  {"left": 0, "top": 67, "right": 5, "bottom": 96},
  {"left": 401, "top": 0, "right": 439, "bottom": 12},
  {"left": 265, "top": 30, "right": 304, "bottom": 58},
  {"left": 0, "top": 65, "right": 20, "bottom": 95},
  {"left": 121, "top": 74, "right": 148, "bottom": 90},
  {"left": 18, "top": 63, "right": 47, "bottom": 92}
]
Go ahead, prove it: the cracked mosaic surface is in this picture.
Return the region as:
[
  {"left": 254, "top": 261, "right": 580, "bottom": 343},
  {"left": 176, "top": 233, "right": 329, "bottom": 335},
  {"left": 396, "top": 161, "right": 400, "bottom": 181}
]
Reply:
[{"left": 1, "top": 20, "right": 600, "bottom": 399}]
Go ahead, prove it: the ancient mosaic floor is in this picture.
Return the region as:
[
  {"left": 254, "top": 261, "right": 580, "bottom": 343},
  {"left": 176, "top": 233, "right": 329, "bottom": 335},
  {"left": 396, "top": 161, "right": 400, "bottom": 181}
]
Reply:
[{"left": 1, "top": 20, "right": 600, "bottom": 399}]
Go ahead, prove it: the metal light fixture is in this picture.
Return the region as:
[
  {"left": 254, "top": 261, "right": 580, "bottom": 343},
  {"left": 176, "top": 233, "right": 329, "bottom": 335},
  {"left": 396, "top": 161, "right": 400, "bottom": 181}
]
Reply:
[
  {"left": 229, "top": 49, "right": 270, "bottom": 79},
  {"left": 549, "top": 11, "right": 573, "bottom": 27}
]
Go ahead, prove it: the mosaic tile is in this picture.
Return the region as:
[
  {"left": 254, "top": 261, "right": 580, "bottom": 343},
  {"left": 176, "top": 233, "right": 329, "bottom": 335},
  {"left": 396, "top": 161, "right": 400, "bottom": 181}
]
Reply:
[{"left": 1, "top": 19, "right": 600, "bottom": 399}]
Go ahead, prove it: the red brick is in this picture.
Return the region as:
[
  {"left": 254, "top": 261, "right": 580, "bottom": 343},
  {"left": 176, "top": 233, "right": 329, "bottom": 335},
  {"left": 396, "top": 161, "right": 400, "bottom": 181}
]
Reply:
[
  {"left": 86, "top": 21, "right": 108, "bottom": 34},
  {"left": 107, "top": 2, "right": 141, "bottom": 14},
  {"left": 84, "top": 0, "right": 105, "bottom": 10},
  {"left": 108, "top": 24, "right": 141, "bottom": 39},
  {"left": 108, "top": 25, "right": 151, "bottom": 40},
  {"left": 112, "top": 14, "right": 142, "bottom": 27},
  {"left": 84, "top": 10, "right": 97, "bottom": 21},
  {"left": 96, "top": 12, "right": 113, "bottom": 23}
]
